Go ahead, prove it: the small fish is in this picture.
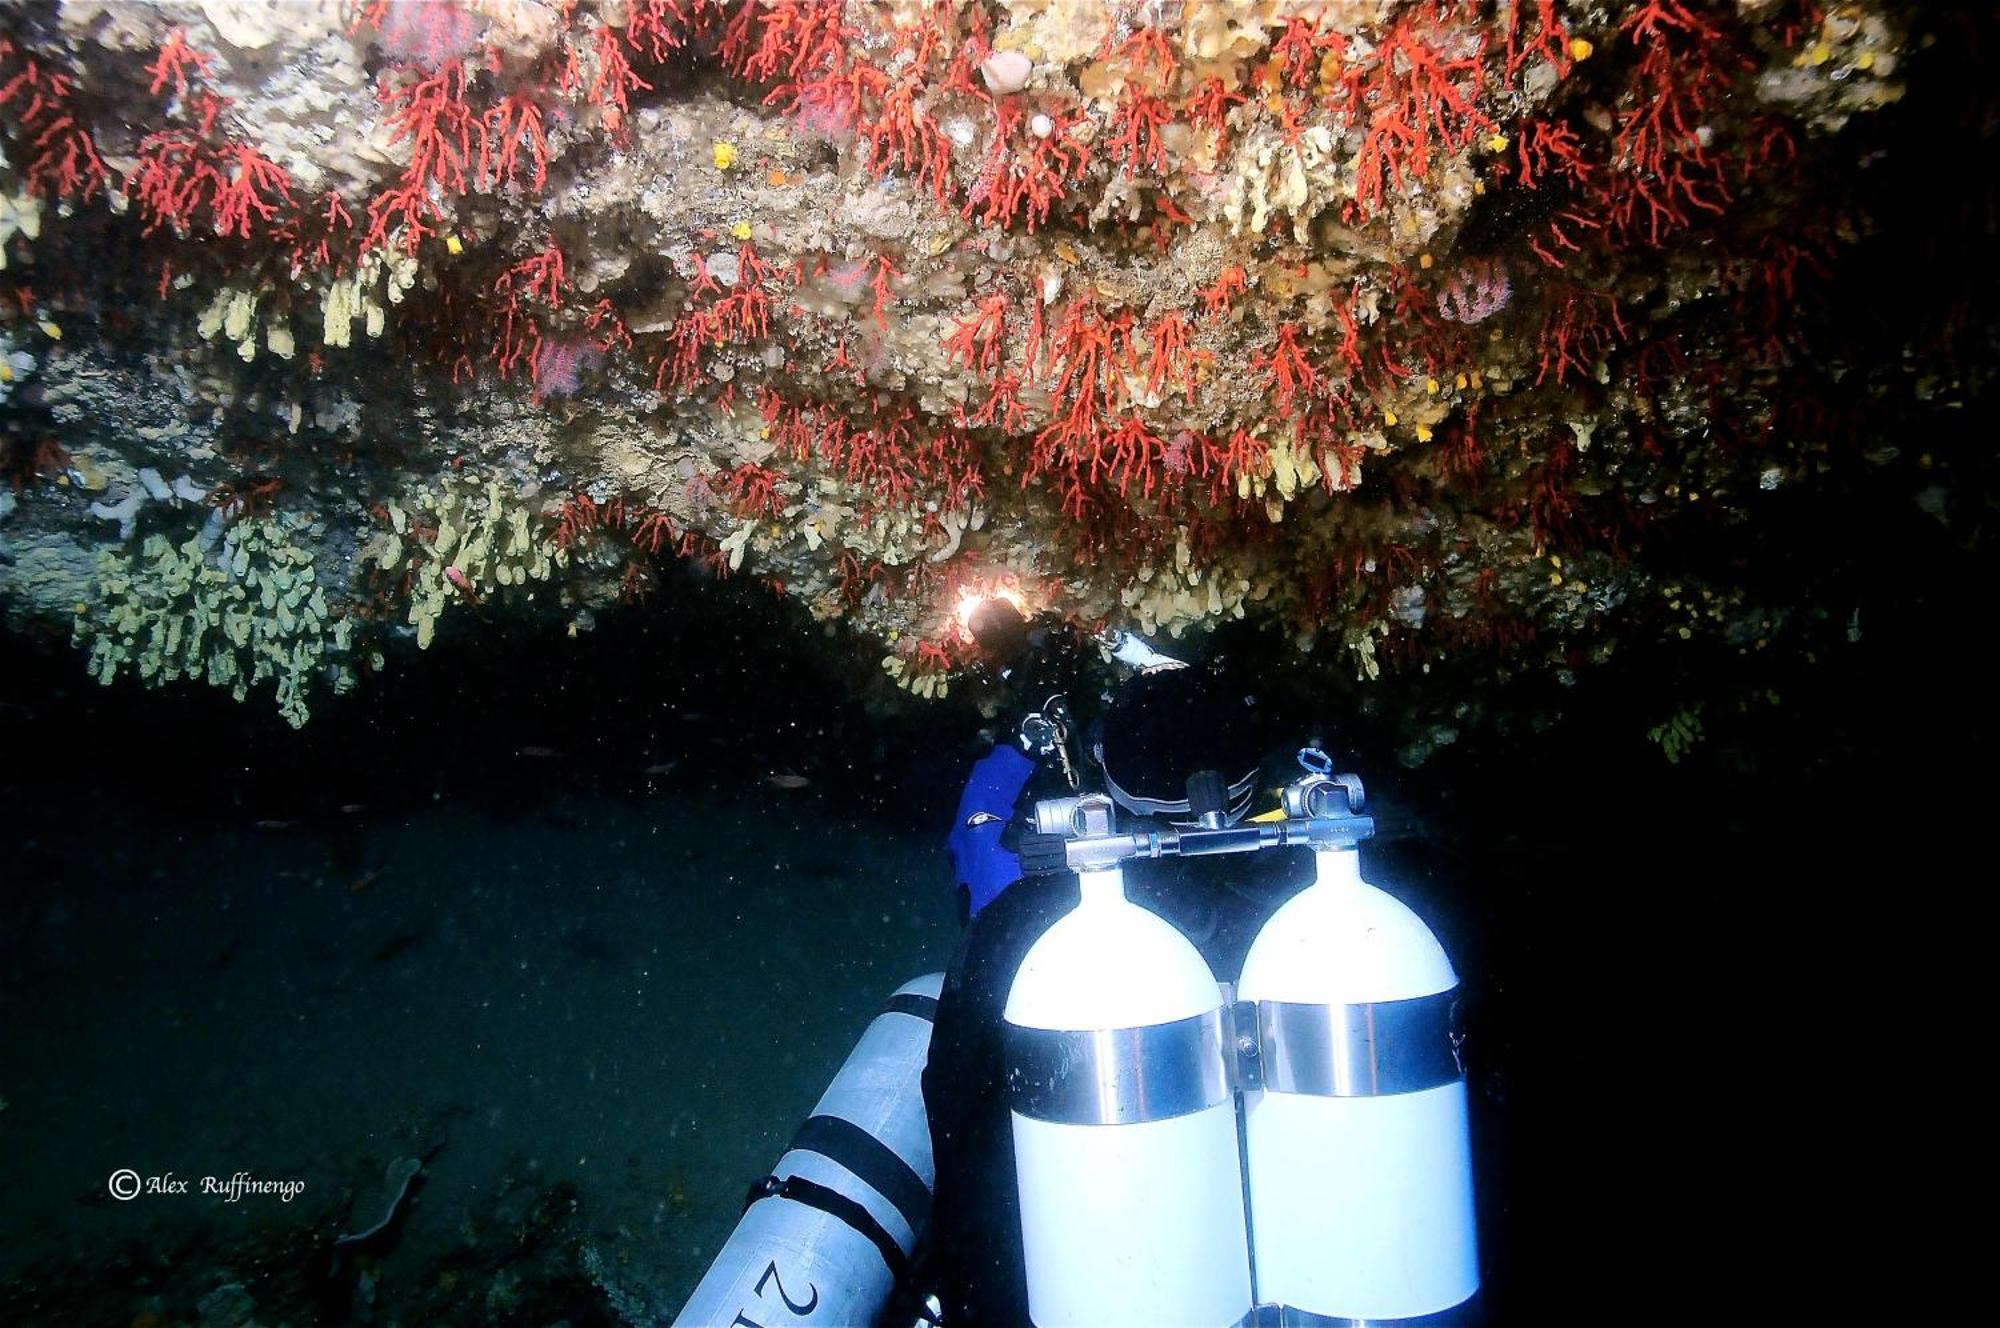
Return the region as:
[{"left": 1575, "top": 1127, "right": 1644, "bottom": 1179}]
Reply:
[
  {"left": 254, "top": 819, "right": 298, "bottom": 830},
  {"left": 349, "top": 867, "right": 387, "bottom": 895},
  {"left": 642, "top": 760, "right": 680, "bottom": 776},
  {"left": 762, "top": 772, "right": 811, "bottom": 791},
  {"left": 443, "top": 565, "right": 483, "bottom": 604},
  {"left": 516, "top": 745, "right": 561, "bottom": 759},
  {"left": 339, "top": 803, "right": 366, "bottom": 814}
]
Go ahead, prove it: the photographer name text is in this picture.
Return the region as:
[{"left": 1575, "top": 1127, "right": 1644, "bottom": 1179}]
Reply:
[{"left": 107, "top": 1169, "right": 304, "bottom": 1203}]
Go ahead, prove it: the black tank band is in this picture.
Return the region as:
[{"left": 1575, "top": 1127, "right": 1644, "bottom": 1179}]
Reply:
[
  {"left": 883, "top": 991, "right": 938, "bottom": 1022},
  {"left": 787, "top": 1112, "right": 931, "bottom": 1236},
  {"left": 742, "top": 1172, "right": 911, "bottom": 1286}
]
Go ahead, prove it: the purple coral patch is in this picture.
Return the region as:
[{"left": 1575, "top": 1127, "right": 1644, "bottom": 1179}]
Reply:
[{"left": 1437, "top": 258, "right": 1512, "bottom": 324}]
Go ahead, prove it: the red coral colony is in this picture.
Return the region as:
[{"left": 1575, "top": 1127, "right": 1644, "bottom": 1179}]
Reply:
[{"left": 0, "top": 0, "right": 1956, "bottom": 721}]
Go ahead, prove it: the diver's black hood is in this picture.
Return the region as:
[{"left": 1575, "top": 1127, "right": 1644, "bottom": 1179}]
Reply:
[{"left": 1094, "top": 664, "right": 1266, "bottom": 811}]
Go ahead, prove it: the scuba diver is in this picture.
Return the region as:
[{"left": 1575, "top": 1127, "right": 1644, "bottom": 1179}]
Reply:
[
  {"left": 940, "top": 597, "right": 1095, "bottom": 926},
  {"left": 672, "top": 599, "right": 1479, "bottom": 1327},
  {"left": 921, "top": 598, "right": 1304, "bottom": 1326}
]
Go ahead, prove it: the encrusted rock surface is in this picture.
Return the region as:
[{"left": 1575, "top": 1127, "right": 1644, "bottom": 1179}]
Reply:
[{"left": 0, "top": 1, "right": 1987, "bottom": 757}]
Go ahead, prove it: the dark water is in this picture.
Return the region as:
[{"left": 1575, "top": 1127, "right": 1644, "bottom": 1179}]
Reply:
[
  {"left": 1, "top": 779, "right": 955, "bottom": 1323},
  {"left": 0, "top": 539, "right": 1977, "bottom": 1325}
]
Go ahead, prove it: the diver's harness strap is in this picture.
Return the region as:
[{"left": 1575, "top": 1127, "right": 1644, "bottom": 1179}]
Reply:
[
  {"left": 1017, "top": 752, "right": 1373, "bottom": 878},
  {"left": 1093, "top": 745, "right": 1260, "bottom": 825},
  {"left": 741, "top": 1170, "right": 912, "bottom": 1287}
]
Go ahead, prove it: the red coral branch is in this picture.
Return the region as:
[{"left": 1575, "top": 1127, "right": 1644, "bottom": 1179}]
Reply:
[
  {"left": 1113, "top": 26, "right": 1178, "bottom": 80},
  {"left": 586, "top": 297, "right": 634, "bottom": 353},
  {"left": 0, "top": 42, "right": 109, "bottom": 202},
  {"left": 1210, "top": 428, "right": 1266, "bottom": 506},
  {"left": 480, "top": 91, "right": 549, "bottom": 193},
  {"left": 858, "top": 78, "right": 954, "bottom": 204},
  {"left": 577, "top": 23, "right": 653, "bottom": 129},
  {"left": 722, "top": 462, "right": 787, "bottom": 521},
  {"left": 129, "top": 130, "right": 208, "bottom": 234},
  {"left": 365, "top": 64, "right": 477, "bottom": 251},
  {"left": 1199, "top": 265, "right": 1248, "bottom": 319},
  {"left": 867, "top": 253, "right": 899, "bottom": 330},
  {"left": 1143, "top": 310, "right": 1196, "bottom": 401},
  {"left": 1095, "top": 413, "right": 1169, "bottom": 498},
  {"left": 964, "top": 102, "right": 1091, "bottom": 233},
  {"left": 711, "top": 241, "right": 780, "bottom": 341},
  {"left": 146, "top": 29, "right": 216, "bottom": 99},
  {"left": 490, "top": 243, "right": 568, "bottom": 383},
  {"left": 1335, "top": 11, "right": 1491, "bottom": 220},
  {"left": 624, "top": 0, "right": 696, "bottom": 63},
  {"left": 655, "top": 311, "right": 709, "bottom": 394},
  {"left": 1501, "top": 119, "right": 1604, "bottom": 267},
  {"left": 209, "top": 143, "right": 294, "bottom": 240},
  {"left": 293, "top": 191, "right": 356, "bottom": 273},
  {"left": 1183, "top": 75, "right": 1245, "bottom": 144},
  {"left": 959, "top": 370, "right": 1026, "bottom": 433},
  {"left": 1258, "top": 323, "right": 1318, "bottom": 419},
  {"left": 1502, "top": 0, "right": 1571, "bottom": 85},
  {"left": 1536, "top": 288, "right": 1628, "bottom": 387},
  {"left": 130, "top": 124, "right": 294, "bottom": 244},
  {"left": 507, "top": 243, "right": 567, "bottom": 305},
  {"left": 943, "top": 292, "right": 1008, "bottom": 378},
  {"left": 1332, "top": 289, "right": 1364, "bottom": 374},
  {"left": 1607, "top": 1, "right": 1746, "bottom": 246},
  {"left": 1034, "top": 296, "right": 1131, "bottom": 436},
  {"left": 1108, "top": 85, "right": 1173, "bottom": 173}
]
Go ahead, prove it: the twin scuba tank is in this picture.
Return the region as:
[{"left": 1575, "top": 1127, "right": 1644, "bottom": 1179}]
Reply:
[{"left": 1003, "top": 768, "right": 1479, "bottom": 1326}]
